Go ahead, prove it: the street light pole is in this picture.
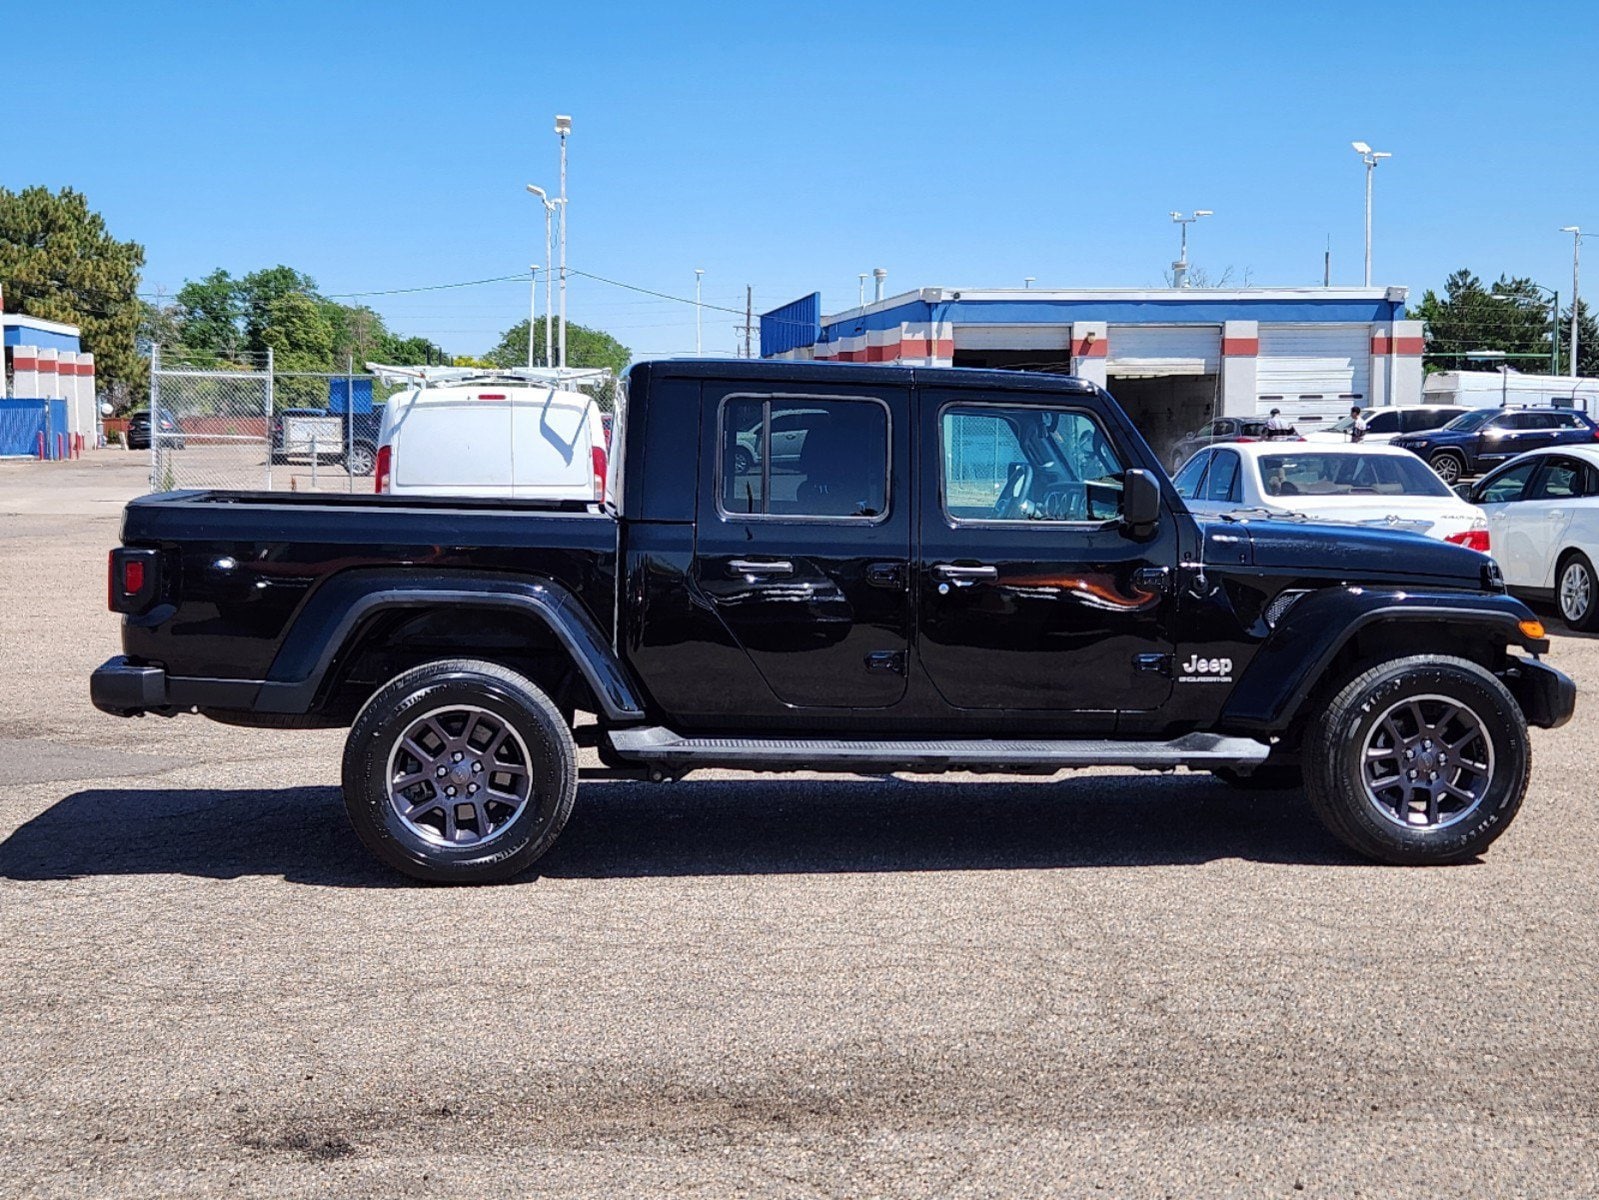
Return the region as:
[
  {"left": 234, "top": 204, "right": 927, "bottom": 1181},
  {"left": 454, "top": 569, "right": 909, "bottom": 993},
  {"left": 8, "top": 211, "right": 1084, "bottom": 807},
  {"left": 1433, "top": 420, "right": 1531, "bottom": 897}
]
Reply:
[
  {"left": 527, "top": 265, "right": 538, "bottom": 370},
  {"left": 1169, "top": 210, "right": 1212, "bottom": 288},
  {"left": 695, "top": 269, "right": 705, "bottom": 356},
  {"left": 1561, "top": 227, "right": 1585, "bottom": 377},
  {"left": 555, "top": 114, "right": 571, "bottom": 369},
  {"left": 1351, "top": 142, "right": 1391, "bottom": 287},
  {"left": 526, "top": 185, "right": 556, "bottom": 368}
]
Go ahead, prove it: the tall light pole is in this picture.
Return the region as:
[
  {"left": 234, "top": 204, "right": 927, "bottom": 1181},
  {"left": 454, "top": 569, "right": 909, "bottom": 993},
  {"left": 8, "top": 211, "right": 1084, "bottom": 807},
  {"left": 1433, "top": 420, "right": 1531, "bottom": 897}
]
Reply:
[
  {"left": 694, "top": 269, "right": 705, "bottom": 356},
  {"left": 858, "top": 273, "right": 868, "bottom": 308},
  {"left": 526, "top": 185, "right": 556, "bottom": 368},
  {"left": 1561, "top": 226, "right": 1588, "bottom": 377},
  {"left": 555, "top": 114, "right": 571, "bottom": 369},
  {"left": 1351, "top": 141, "right": 1391, "bottom": 286},
  {"left": 1169, "top": 210, "right": 1212, "bottom": 288},
  {"left": 527, "top": 265, "right": 539, "bottom": 369}
]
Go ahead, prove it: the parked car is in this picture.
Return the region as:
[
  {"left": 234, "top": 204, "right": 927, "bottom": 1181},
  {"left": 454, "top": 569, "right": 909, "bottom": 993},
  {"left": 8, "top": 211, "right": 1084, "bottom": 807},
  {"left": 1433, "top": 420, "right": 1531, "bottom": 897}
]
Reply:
[
  {"left": 1464, "top": 445, "right": 1599, "bottom": 630},
  {"left": 1301, "top": 405, "right": 1471, "bottom": 445},
  {"left": 93, "top": 359, "right": 1573, "bottom": 882},
  {"left": 271, "top": 407, "right": 382, "bottom": 476},
  {"left": 125, "top": 408, "right": 185, "bottom": 451},
  {"left": 1173, "top": 442, "right": 1490, "bottom": 548},
  {"left": 1390, "top": 406, "right": 1599, "bottom": 485},
  {"left": 733, "top": 405, "right": 827, "bottom": 475},
  {"left": 376, "top": 380, "right": 608, "bottom": 500},
  {"left": 1167, "top": 417, "right": 1277, "bottom": 472}
]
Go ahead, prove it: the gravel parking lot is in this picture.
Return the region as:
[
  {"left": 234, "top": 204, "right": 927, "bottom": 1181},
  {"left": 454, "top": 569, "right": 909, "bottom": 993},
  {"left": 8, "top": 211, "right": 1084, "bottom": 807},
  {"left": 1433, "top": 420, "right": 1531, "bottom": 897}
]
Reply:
[{"left": 2, "top": 452, "right": 1597, "bottom": 1198}]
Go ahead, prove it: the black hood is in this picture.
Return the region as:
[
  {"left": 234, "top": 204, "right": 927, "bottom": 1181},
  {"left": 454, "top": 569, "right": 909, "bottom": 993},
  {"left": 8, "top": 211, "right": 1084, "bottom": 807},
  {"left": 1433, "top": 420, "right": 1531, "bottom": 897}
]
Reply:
[{"left": 1197, "top": 515, "right": 1490, "bottom": 587}]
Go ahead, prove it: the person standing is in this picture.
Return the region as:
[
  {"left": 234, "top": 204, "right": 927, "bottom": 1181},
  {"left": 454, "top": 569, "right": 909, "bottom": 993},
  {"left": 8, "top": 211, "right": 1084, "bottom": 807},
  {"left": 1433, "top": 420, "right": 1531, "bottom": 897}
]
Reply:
[
  {"left": 1265, "top": 407, "right": 1293, "bottom": 440},
  {"left": 1348, "top": 405, "right": 1368, "bottom": 443}
]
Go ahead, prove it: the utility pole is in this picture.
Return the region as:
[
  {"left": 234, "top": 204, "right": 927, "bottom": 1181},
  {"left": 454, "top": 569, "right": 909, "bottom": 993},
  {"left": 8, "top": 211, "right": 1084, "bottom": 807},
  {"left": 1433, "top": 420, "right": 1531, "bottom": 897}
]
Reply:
[
  {"left": 695, "top": 269, "right": 705, "bottom": 356},
  {"left": 732, "top": 285, "right": 757, "bottom": 358},
  {"left": 527, "top": 265, "right": 538, "bottom": 370},
  {"left": 555, "top": 114, "right": 571, "bottom": 369},
  {"left": 1562, "top": 227, "right": 1584, "bottom": 376}
]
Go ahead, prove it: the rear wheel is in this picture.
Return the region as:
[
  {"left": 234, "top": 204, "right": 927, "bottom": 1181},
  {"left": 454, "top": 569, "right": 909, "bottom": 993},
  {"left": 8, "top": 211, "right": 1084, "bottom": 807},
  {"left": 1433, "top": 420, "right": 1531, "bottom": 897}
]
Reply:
[
  {"left": 1305, "top": 655, "right": 1528, "bottom": 864},
  {"left": 1556, "top": 551, "right": 1599, "bottom": 631},
  {"left": 344, "top": 441, "right": 377, "bottom": 477},
  {"left": 1428, "top": 451, "right": 1465, "bottom": 485},
  {"left": 342, "top": 659, "right": 577, "bottom": 883}
]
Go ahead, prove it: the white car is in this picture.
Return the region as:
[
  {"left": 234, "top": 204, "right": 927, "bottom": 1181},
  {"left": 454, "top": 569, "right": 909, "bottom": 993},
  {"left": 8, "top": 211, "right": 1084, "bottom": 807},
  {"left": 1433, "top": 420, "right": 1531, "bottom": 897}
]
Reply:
[
  {"left": 1172, "top": 441, "right": 1489, "bottom": 548},
  {"left": 1300, "top": 405, "right": 1471, "bottom": 445},
  {"left": 1465, "top": 445, "right": 1599, "bottom": 629},
  {"left": 376, "top": 381, "right": 608, "bottom": 501}
]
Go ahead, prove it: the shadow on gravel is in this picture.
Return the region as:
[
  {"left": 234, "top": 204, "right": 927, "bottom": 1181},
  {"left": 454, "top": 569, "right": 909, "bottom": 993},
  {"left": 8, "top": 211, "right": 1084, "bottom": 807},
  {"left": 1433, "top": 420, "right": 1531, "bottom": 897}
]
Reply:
[{"left": 0, "top": 774, "right": 1358, "bottom": 886}]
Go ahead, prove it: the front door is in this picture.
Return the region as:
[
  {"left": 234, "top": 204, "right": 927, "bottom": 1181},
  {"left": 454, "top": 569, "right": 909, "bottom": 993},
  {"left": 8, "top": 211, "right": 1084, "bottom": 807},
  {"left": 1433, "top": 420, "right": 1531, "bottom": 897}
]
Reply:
[
  {"left": 917, "top": 390, "right": 1178, "bottom": 713},
  {"left": 693, "top": 383, "right": 912, "bottom": 709}
]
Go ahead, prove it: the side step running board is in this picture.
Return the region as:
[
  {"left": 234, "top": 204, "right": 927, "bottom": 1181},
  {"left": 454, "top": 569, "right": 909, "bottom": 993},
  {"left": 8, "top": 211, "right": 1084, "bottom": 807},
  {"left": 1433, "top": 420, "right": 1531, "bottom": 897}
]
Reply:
[{"left": 604, "top": 727, "right": 1271, "bottom": 775}]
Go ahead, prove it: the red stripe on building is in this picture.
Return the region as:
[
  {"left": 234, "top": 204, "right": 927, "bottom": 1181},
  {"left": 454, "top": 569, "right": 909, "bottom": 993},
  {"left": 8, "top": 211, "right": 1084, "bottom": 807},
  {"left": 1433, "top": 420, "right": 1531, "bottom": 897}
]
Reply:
[
  {"left": 1222, "top": 337, "right": 1259, "bottom": 356},
  {"left": 1371, "top": 335, "right": 1391, "bottom": 355},
  {"left": 1069, "top": 337, "right": 1107, "bottom": 358},
  {"left": 12, "top": 355, "right": 37, "bottom": 370},
  {"left": 1393, "top": 336, "right": 1424, "bottom": 355}
]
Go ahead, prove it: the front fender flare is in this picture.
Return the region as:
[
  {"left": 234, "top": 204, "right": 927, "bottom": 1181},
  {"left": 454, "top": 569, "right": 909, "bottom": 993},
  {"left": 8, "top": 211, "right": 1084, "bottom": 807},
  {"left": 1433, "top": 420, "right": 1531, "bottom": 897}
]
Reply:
[
  {"left": 255, "top": 570, "right": 645, "bottom": 721},
  {"left": 1221, "top": 587, "right": 1545, "bottom": 733}
]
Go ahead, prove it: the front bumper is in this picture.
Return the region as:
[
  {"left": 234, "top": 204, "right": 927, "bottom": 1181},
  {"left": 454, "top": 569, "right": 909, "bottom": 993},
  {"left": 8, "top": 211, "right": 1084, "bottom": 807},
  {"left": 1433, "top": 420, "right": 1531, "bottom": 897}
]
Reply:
[
  {"left": 1503, "top": 657, "right": 1577, "bottom": 729},
  {"left": 90, "top": 656, "right": 168, "bottom": 716}
]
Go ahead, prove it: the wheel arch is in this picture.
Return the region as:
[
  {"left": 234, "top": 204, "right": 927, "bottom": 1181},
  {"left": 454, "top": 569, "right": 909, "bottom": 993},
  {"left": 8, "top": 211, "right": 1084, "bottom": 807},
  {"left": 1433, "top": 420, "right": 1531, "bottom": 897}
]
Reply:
[
  {"left": 1222, "top": 589, "right": 1545, "bottom": 735},
  {"left": 255, "top": 570, "right": 645, "bottom": 724}
]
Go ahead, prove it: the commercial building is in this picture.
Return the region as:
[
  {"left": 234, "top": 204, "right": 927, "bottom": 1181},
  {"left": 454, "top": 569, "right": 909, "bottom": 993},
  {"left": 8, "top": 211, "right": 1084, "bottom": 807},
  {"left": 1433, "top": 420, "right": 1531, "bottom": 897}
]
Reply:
[
  {"left": 761, "top": 286, "right": 1422, "bottom": 460},
  {"left": 1, "top": 312, "right": 96, "bottom": 456}
]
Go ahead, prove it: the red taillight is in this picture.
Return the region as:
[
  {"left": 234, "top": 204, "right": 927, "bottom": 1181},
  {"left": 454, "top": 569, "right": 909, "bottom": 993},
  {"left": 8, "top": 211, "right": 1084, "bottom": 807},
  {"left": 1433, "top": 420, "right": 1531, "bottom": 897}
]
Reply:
[
  {"left": 108, "top": 548, "right": 158, "bottom": 613},
  {"left": 591, "top": 444, "right": 608, "bottom": 501},
  {"left": 477, "top": 393, "right": 507, "bottom": 401},
  {"left": 106, "top": 551, "right": 117, "bottom": 611},
  {"left": 124, "top": 560, "right": 146, "bottom": 593},
  {"left": 1447, "top": 529, "right": 1492, "bottom": 553},
  {"left": 375, "top": 444, "right": 392, "bottom": 493},
  {"left": 1235, "top": 436, "right": 1259, "bottom": 443}
]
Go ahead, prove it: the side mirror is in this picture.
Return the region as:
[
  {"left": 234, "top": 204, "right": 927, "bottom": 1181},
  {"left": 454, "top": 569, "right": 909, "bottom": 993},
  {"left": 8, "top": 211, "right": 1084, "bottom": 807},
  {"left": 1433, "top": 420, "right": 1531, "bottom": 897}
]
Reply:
[{"left": 1122, "top": 468, "right": 1162, "bottom": 535}]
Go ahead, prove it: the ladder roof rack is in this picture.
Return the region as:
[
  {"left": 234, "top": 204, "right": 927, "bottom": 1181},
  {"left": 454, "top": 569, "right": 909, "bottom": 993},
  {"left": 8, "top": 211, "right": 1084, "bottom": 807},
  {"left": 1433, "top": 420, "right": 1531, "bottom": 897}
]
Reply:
[{"left": 365, "top": 362, "right": 614, "bottom": 389}]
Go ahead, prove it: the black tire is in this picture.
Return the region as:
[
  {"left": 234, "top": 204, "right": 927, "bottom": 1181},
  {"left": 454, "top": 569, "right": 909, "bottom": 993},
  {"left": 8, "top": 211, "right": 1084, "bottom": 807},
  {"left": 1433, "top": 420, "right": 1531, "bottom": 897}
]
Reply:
[
  {"left": 1555, "top": 550, "right": 1599, "bottom": 632},
  {"left": 1305, "top": 655, "right": 1529, "bottom": 865},
  {"left": 342, "top": 659, "right": 577, "bottom": 883},
  {"left": 343, "top": 440, "right": 377, "bottom": 477},
  {"left": 1212, "top": 764, "right": 1303, "bottom": 791},
  {"left": 1428, "top": 451, "right": 1465, "bottom": 486}
]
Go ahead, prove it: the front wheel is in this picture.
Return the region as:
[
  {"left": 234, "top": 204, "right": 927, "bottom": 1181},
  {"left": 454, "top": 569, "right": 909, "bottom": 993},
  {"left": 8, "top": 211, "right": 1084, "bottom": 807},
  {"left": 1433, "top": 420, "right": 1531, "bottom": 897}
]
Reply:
[
  {"left": 1557, "top": 551, "right": 1599, "bottom": 631},
  {"left": 342, "top": 659, "right": 577, "bottom": 883},
  {"left": 1429, "top": 451, "right": 1465, "bottom": 485},
  {"left": 1305, "top": 655, "right": 1528, "bottom": 864}
]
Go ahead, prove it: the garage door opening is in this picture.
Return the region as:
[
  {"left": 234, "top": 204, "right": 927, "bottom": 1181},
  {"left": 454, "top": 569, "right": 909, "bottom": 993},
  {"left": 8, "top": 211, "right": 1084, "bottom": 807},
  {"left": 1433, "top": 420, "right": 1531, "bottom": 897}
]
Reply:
[{"left": 1105, "top": 325, "right": 1221, "bottom": 463}]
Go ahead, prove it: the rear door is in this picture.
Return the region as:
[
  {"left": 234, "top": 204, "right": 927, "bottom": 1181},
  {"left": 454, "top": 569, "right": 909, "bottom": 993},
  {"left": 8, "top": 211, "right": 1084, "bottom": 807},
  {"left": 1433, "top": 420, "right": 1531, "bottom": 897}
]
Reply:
[
  {"left": 917, "top": 388, "right": 1178, "bottom": 713},
  {"left": 1521, "top": 455, "right": 1589, "bottom": 586},
  {"left": 692, "top": 382, "right": 911, "bottom": 709},
  {"left": 510, "top": 389, "right": 594, "bottom": 499},
  {"left": 1475, "top": 457, "right": 1545, "bottom": 585}
]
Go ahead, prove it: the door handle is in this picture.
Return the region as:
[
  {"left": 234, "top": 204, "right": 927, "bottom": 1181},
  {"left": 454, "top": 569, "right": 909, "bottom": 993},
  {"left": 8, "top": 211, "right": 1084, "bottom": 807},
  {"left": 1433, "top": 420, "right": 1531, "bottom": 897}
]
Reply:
[
  {"left": 932, "top": 563, "right": 999, "bottom": 581},
  {"left": 728, "top": 559, "right": 794, "bottom": 577}
]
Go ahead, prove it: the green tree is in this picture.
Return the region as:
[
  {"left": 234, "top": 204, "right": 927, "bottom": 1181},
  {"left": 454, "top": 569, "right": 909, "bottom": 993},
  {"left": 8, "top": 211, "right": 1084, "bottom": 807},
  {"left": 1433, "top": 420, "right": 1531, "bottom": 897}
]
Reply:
[
  {"left": 0, "top": 185, "right": 146, "bottom": 404},
  {"left": 174, "top": 269, "right": 245, "bottom": 358},
  {"left": 1557, "top": 300, "right": 1599, "bottom": 378},
  {"left": 488, "top": 319, "right": 631, "bottom": 406},
  {"left": 1414, "top": 269, "right": 1557, "bottom": 374}
]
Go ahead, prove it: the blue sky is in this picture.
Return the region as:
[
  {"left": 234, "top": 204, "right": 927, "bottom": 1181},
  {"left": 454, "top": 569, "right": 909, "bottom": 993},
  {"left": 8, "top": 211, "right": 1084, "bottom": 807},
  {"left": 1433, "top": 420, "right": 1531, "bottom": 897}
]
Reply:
[{"left": 13, "top": 0, "right": 1597, "bottom": 359}]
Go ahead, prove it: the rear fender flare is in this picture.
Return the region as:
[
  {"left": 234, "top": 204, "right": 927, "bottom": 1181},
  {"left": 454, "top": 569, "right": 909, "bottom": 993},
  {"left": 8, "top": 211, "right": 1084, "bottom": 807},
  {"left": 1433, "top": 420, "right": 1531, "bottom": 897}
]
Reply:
[{"left": 256, "top": 570, "right": 644, "bottom": 721}]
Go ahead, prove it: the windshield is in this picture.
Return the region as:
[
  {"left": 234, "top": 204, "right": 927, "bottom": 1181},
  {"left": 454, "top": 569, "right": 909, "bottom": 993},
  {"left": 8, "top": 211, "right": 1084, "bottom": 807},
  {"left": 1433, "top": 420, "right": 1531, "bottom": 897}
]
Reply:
[
  {"left": 1257, "top": 452, "right": 1453, "bottom": 499},
  {"left": 1325, "top": 415, "right": 1355, "bottom": 432},
  {"left": 1441, "top": 409, "right": 1497, "bottom": 432}
]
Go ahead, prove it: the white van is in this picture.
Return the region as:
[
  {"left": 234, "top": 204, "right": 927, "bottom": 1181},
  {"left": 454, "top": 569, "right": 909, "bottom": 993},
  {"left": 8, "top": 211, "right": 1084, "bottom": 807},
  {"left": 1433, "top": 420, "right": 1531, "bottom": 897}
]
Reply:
[{"left": 375, "top": 382, "right": 608, "bottom": 501}]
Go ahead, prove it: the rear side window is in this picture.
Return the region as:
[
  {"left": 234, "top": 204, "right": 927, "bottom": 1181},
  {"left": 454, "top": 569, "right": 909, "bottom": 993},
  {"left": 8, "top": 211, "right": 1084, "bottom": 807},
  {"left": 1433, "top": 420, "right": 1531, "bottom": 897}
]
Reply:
[
  {"left": 1365, "top": 410, "right": 1401, "bottom": 434},
  {"left": 1533, "top": 458, "right": 1589, "bottom": 499},
  {"left": 720, "top": 397, "right": 888, "bottom": 520},
  {"left": 1172, "top": 451, "right": 1210, "bottom": 499},
  {"left": 1402, "top": 409, "right": 1458, "bottom": 433}
]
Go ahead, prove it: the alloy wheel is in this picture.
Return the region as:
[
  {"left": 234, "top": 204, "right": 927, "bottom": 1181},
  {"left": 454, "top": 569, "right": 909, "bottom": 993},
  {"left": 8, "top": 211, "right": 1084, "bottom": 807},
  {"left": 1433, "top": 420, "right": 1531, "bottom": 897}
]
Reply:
[
  {"left": 1560, "top": 560, "right": 1592, "bottom": 624},
  {"left": 385, "top": 705, "right": 533, "bottom": 846},
  {"left": 1360, "top": 694, "right": 1494, "bottom": 830}
]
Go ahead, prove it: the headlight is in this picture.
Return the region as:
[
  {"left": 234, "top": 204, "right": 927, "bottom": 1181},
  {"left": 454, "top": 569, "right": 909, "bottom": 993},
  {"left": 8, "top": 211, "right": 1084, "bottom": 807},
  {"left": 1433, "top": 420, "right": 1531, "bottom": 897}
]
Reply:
[{"left": 1410, "top": 439, "right": 1429, "bottom": 448}]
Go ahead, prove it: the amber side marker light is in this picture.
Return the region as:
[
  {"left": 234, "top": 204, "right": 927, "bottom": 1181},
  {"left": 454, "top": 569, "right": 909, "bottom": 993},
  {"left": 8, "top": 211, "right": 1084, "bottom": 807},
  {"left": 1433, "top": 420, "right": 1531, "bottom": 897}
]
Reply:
[{"left": 1520, "top": 619, "right": 1546, "bottom": 640}]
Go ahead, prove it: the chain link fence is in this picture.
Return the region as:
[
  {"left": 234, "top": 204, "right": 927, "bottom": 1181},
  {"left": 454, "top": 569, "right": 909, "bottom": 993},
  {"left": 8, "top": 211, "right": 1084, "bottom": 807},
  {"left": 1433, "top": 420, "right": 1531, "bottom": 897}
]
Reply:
[{"left": 150, "top": 347, "right": 409, "bottom": 494}]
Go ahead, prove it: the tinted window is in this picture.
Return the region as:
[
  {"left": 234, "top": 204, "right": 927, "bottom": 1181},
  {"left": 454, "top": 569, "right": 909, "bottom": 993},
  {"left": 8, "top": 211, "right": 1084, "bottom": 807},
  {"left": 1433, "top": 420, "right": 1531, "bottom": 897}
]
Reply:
[
  {"left": 1506, "top": 412, "right": 1550, "bottom": 430},
  {"left": 1443, "top": 409, "right": 1499, "bottom": 432},
  {"left": 1365, "top": 410, "right": 1401, "bottom": 433},
  {"left": 1533, "top": 458, "right": 1588, "bottom": 499},
  {"left": 1550, "top": 411, "right": 1582, "bottom": 428},
  {"left": 720, "top": 397, "right": 887, "bottom": 519},
  {"left": 1477, "top": 459, "right": 1540, "bottom": 505},
  {"left": 1205, "top": 450, "right": 1241, "bottom": 503},
  {"left": 1257, "top": 451, "right": 1452, "bottom": 498},
  {"left": 943, "top": 405, "right": 1127, "bottom": 522},
  {"left": 1172, "top": 451, "right": 1210, "bottom": 499}
]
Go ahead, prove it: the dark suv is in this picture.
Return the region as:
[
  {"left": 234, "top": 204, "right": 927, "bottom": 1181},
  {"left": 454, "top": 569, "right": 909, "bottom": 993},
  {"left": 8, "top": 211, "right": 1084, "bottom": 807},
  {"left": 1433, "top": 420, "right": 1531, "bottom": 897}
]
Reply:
[
  {"left": 1391, "top": 407, "right": 1598, "bottom": 484},
  {"left": 125, "top": 408, "right": 185, "bottom": 451}
]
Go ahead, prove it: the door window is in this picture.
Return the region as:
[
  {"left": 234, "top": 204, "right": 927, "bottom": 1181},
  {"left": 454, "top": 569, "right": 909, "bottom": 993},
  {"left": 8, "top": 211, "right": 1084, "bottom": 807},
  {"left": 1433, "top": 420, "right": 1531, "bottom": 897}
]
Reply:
[
  {"left": 1204, "top": 450, "right": 1242, "bottom": 503},
  {"left": 720, "top": 397, "right": 888, "bottom": 520},
  {"left": 1365, "top": 410, "right": 1401, "bottom": 434},
  {"left": 1171, "top": 451, "right": 1210, "bottom": 499},
  {"left": 1477, "top": 459, "right": 1541, "bottom": 504},
  {"left": 1532, "top": 458, "right": 1589, "bottom": 500},
  {"left": 941, "top": 405, "right": 1127, "bottom": 523}
]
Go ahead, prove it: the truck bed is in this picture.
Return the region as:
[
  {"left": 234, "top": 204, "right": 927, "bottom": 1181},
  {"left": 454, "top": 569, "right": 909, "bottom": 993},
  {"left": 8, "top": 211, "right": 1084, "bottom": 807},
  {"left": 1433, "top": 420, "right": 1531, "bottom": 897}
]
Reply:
[{"left": 118, "top": 489, "right": 619, "bottom": 686}]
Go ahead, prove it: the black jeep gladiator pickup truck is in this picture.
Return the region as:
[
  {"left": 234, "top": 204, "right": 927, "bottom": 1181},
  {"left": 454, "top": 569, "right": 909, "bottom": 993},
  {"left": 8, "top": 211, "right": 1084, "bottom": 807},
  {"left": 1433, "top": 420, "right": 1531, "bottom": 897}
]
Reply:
[{"left": 92, "top": 360, "right": 1576, "bottom": 881}]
